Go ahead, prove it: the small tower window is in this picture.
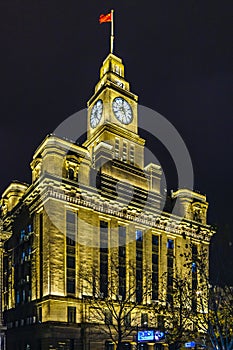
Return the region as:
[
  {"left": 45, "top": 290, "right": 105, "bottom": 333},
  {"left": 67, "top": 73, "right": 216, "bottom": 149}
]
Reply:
[
  {"left": 114, "top": 65, "right": 121, "bottom": 76},
  {"left": 122, "top": 142, "right": 127, "bottom": 162},
  {"left": 130, "top": 144, "right": 135, "bottom": 165},
  {"left": 115, "top": 138, "right": 119, "bottom": 159}
]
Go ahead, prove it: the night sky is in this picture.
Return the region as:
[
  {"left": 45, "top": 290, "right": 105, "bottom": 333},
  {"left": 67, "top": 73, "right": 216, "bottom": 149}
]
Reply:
[{"left": 1, "top": 1, "right": 232, "bottom": 284}]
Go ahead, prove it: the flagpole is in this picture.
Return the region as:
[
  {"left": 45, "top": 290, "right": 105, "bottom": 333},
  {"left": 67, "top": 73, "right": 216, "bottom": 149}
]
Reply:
[{"left": 110, "top": 9, "right": 114, "bottom": 54}]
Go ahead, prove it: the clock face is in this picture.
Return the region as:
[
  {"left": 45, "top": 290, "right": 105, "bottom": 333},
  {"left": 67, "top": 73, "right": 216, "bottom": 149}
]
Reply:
[
  {"left": 90, "top": 99, "right": 103, "bottom": 128},
  {"left": 112, "top": 97, "right": 133, "bottom": 124}
]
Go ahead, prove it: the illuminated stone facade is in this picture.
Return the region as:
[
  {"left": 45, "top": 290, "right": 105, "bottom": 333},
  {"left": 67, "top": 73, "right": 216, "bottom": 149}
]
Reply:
[{"left": 0, "top": 54, "right": 214, "bottom": 350}]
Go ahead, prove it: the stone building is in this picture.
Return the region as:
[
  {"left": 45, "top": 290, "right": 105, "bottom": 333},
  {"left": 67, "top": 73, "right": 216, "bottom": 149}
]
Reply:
[{"left": 0, "top": 53, "right": 214, "bottom": 350}]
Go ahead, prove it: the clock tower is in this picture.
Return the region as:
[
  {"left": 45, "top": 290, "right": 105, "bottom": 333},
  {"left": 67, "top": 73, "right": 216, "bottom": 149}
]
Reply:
[{"left": 84, "top": 53, "right": 148, "bottom": 189}]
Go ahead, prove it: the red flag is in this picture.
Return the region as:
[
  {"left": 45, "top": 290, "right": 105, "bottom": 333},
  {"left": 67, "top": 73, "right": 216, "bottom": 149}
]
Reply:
[{"left": 99, "top": 13, "right": 112, "bottom": 24}]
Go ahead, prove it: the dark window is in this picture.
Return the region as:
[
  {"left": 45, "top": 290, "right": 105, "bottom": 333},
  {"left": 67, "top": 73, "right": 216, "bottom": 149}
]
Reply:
[
  {"left": 152, "top": 254, "right": 158, "bottom": 265},
  {"left": 68, "top": 306, "right": 76, "bottom": 323},
  {"left": 105, "top": 341, "right": 114, "bottom": 350},
  {"left": 66, "top": 211, "right": 77, "bottom": 295},
  {"left": 152, "top": 235, "right": 159, "bottom": 246},
  {"left": 167, "top": 275, "right": 173, "bottom": 286},
  {"left": 141, "top": 313, "right": 148, "bottom": 327},
  {"left": 136, "top": 229, "right": 143, "bottom": 303},
  {"left": 68, "top": 168, "right": 74, "bottom": 180},
  {"left": 67, "top": 279, "right": 75, "bottom": 294},
  {"left": 119, "top": 266, "right": 126, "bottom": 277},
  {"left": 152, "top": 234, "right": 159, "bottom": 300},
  {"left": 39, "top": 213, "right": 43, "bottom": 299},
  {"left": 67, "top": 256, "right": 75, "bottom": 269},
  {"left": 192, "top": 244, "right": 198, "bottom": 311},
  {"left": 152, "top": 272, "right": 158, "bottom": 283},
  {"left": 167, "top": 257, "right": 173, "bottom": 268},
  {"left": 38, "top": 307, "right": 42, "bottom": 323},
  {"left": 100, "top": 221, "right": 108, "bottom": 298},
  {"left": 119, "top": 226, "right": 126, "bottom": 300},
  {"left": 119, "top": 246, "right": 126, "bottom": 257},
  {"left": 67, "top": 269, "right": 75, "bottom": 278},
  {"left": 167, "top": 239, "right": 174, "bottom": 303}
]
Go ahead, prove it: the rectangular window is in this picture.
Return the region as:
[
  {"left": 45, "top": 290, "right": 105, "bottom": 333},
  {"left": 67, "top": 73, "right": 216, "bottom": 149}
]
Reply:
[
  {"left": 192, "top": 244, "right": 198, "bottom": 311},
  {"left": 122, "top": 142, "right": 127, "bottom": 162},
  {"left": 167, "top": 257, "right": 173, "bottom": 268},
  {"left": 136, "top": 229, "right": 143, "bottom": 242},
  {"left": 100, "top": 221, "right": 108, "bottom": 298},
  {"left": 38, "top": 307, "right": 42, "bottom": 323},
  {"left": 39, "top": 213, "right": 43, "bottom": 299},
  {"left": 114, "top": 65, "right": 121, "bottom": 76},
  {"left": 152, "top": 235, "right": 159, "bottom": 246},
  {"left": 67, "top": 279, "right": 75, "bottom": 294},
  {"left": 115, "top": 138, "right": 120, "bottom": 159},
  {"left": 20, "top": 229, "right": 25, "bottom": 241},
  {"left": 141, "top": 313, "right": 148, "bottom": 327},
  {"left": 105, "top": 341, "right": 114, "bottom": 350},
  {"left": 68, "top": 306, "right": 76, "bottom": 323},
  {"left": 16, "top": 291, "right": 20, "bottom": 304},
  {"left": 119, "top": 226, "right": 126, "bottom": 300},
  {"left": 152, "top": 254, "right": 158, "bottom": 265},
  {"left": 167, "top": 239, "right": 174, "bottom": 249},
  {"left": 152, "top": 234, "right": 159, "bottom": 300},
  {"left": 66, "top": 211, "right": 77, "bottom": 295},
  {"left": 130, "top": 144, "right": 135, "bottom": 165},
  {"left": 67, "top": 256, "right": 75, "bottom": 269},
  {"left": 66, "top": 211, "right": 76, "bottom": 246},
  {"left": 136, "top": 229, "right": 143, "bottom": 303},
  {"left": 167, "top": 238, "right": 174, "bottom": 304}
]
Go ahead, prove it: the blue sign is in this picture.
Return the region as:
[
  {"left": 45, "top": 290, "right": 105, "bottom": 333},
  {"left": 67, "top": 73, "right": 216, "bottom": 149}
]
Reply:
[
  {"left": 137, "top": 329, "right": 165, "bottom": 342},
  {"left": 154, "top": 330, "right": 165, "bottom": 341},
  {"left": 185, "top": 342, "right": 196, "bottom": 348},
  {"left": 137, "top": 330, "right": 154, "bottom": 342}
]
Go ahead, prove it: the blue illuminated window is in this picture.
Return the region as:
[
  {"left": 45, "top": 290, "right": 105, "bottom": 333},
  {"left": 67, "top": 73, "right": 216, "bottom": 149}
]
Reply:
[
  {"left": 20, "top": 230, "right": 25, "bottom": 240},
  {"left": 167, "top": 239, "right": 174, "bottom": 249},
  {"left": 192, "top": 262, "right": 197, "bottom": 272},
  {"left": 136, "top": 230, "right": 143, "bottom": 242},
  {"left": 16, "top": 291, "right": 20, "bottom": 304}
]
